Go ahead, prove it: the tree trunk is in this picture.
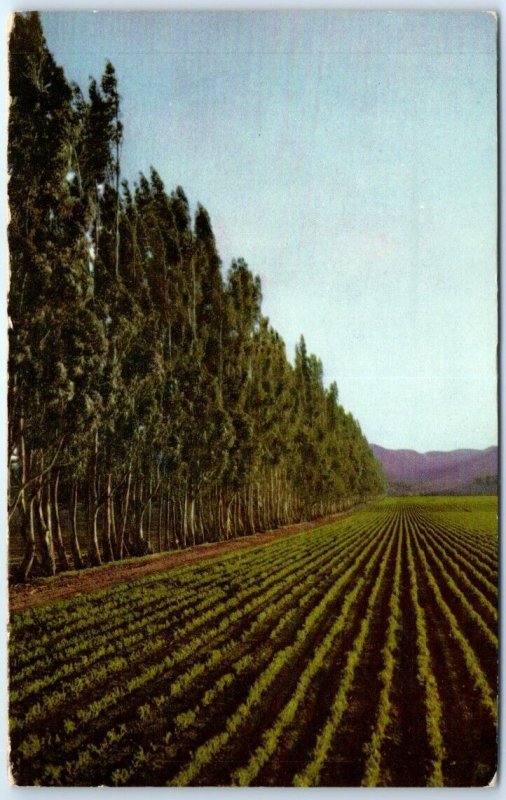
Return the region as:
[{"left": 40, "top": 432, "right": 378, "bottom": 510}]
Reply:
[
  {"left": 182, "top": 487, "right": 189, "bottom": 549},
  {"left": 260, "top": 480, "right": 268, "bottom": 531},
  {"left": 164, "top": 492, "right": 171, "bottom": 550},
  {"left": 34, "top": 485, "right": 56, "bottom": 576},
  {"left": 131, "top": 479, "right": 145, "bottom": 552},
  {"left": 17, "top": 495, "right": 36, "bottom": 582},
  {"left": 51, "top": 470, "right": 69, "bottom": 571},
  {"left": 197, "top": 496, "right": 205, "bottom": 544},
  {"left": 146, "top": 475, "right": 153, "bottom": 549},
  {"left": 15, "top": 420, "right": 36, "bottom": 581},
  {"left": 217, "top": 489, "right": 224, "bottom": 542},
  {"left": 233, "top": 494, "right": 242, "bottom": 537},
  {"left": 225, "top": 496, "right": 234, "bottom": 540},
  {"left": 87, "top": 432, "right": 102, "bottom": 567},
  {"left": 136, "top": 477, "right": 160, "bottom": 555},
  {"left": 102, "top": 472, "right": 114, "bottom": 562},
  {"left": 69, "top": 482, "right": 83, "bottom": 569},
  {"left": 110, "top": 493, "right": 118, "bottom": 559},
  {"left": 247, "top": 484, "right": 255, "bottom": 535},
  {"left": 118, "top": 469, "right": 132, "bottom": 559},
  {"left": 176, "top": 494, "right": 183, "bottom": 549},
  {"left": 157, "top": 487, "right": 164, "bottom": 552},
  {"left": 189, "top": 496, "right": 196, "bottom": 547}
]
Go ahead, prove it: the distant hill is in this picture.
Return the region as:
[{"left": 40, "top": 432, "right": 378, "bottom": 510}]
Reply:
[{"left": 371, "top": 444, "right": 498, "bottom": 495}]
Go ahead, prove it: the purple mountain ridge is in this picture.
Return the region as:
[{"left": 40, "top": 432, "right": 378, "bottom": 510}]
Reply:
[{"left": 371, "top": 444, "right": 498, "bottom": 495}]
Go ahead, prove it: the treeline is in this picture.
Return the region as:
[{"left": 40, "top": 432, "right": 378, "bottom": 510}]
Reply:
[{"left": 8, "top": 12, "right": 384, "bottom": 581}]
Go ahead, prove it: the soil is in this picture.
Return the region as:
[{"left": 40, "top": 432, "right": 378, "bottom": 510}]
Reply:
[
  {"left": 317, "top": 532, "right": 397, "bottom": 787},
  {"left": 9, "top": 506, "right": 366, "bottom": 614},
  {"left": 412, "top": 525, "right": 497, "bottom": 787},
  {"left": 378, "top": 531, "right": 433, "bottom": 786}
]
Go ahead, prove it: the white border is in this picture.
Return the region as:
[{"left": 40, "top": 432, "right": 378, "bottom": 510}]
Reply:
[{"left": 0, "top": 2, "right": 502, "bottom": 798}]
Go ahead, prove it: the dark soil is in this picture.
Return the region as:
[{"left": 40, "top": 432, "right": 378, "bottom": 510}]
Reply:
[
  {"left": 412, "top": 530, "right": 497, "bottom": 787},
  {"left": 378, "top": 529, "right": 434, "bottom": 786},
  {"left": 316, "top": 516, "right": 399, "bottom": 786},
  {"left": 306, "top": 542, "right": 394, "bottom": 786}
]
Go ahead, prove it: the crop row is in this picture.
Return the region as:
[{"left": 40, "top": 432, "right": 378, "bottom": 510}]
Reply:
[
  {"left": 404, "top": 517, "right": 445, "bottom": 786},
  {"left": 11, "top": 521, "right": 371, "bottom": 734},
  {"left": 415, "top": 525, "right": 496, "bottom": 648},
  {"left": 11, "top": 511, "right": 391, "bottom": 664},
  {"left": 11, "top": 511, "right": 391, "bottom": 690},
  {"left": 360, "top": 520, "right": 403, "bottom": 786},
  {"left": 409, "top": 515, "right": 497, "bottom": 724},
  {"left": 72, "top": 515, "right": 394, "bottom": 786},
  {"left": 412, "top": 518, "right": 497, "bottom": 615},
  {"left": 292, "top": 515, "right": 400, "bottom": 786},
  {"left": 169, "top": 519, "right": 393, "bottom": 787},
  {"left": 9, "top": 498, "right": 497, "bottom": 787},
  {"left": 10, "top": 509, "right": 396, "bottom": 783},
  {"left": 407, "top": 507, "right": 497, "bottom": 579}
]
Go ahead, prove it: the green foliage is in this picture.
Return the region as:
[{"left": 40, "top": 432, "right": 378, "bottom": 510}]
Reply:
[
  {"left": 8, "top": 499, "right": 498, "bottom": 786},
  {"left": 405, "top": 526, "right": 445, "bottom": 785},
  {"left": 8, "top": 12, "right": 384, "bottom": 579},
  {"left": 361, "top": 526, "right": 403, "bottom": 786}
]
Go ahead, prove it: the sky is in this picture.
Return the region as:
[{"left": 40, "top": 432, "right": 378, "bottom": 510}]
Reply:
[{"left": 39, "top": 10, "right": 498, "bottom": 452}]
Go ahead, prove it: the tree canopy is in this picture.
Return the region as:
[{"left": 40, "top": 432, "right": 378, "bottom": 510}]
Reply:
[{"left": 8, "top": 12, "right": 385, "bottom": 580}]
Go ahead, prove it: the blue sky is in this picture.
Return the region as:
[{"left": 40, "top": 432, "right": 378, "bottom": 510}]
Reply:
[{"left": 40, "top": 10, "right": 497, "bottom": 452}]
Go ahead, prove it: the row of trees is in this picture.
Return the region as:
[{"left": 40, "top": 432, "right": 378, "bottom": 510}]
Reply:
[{"left": 8, "top": 12, "right": 385, "bottom": 581}]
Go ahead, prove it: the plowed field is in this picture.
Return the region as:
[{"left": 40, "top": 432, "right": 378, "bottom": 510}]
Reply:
[{"left": 9, "top": 497, "right": 498, "bottom": 786}]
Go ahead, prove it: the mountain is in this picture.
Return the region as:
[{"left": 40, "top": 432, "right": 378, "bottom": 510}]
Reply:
[{"left": 371, "top": 444, "right": 498, "bottom": 495}]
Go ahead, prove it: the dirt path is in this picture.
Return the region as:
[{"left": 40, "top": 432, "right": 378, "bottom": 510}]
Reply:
[{"left": 9, "top": 506, "right": 366, "bottom": 614}]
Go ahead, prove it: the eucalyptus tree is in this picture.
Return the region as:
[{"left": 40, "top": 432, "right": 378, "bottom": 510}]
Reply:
[
  {"left": 246, "top": 319, "right": 296, "bottom": 529},
  {"left": 219, "top": 259, "right": 262, "bottom": 535},
  {"left": 8, "top": 13, "right": 385, "bottom": 579},
  {"left": 173, "top": 205, "right": 234, "bottom": 544},
  {"left": 71, "top": 62, "right": 125, "bottom": 565},
  {"left": 8, "top": 12, "right": 106, "bottom": 577}
]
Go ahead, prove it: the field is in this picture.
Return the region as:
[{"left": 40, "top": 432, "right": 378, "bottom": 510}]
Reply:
[{"left": 8, "top": 496, "right": 498, "bottom": 787}]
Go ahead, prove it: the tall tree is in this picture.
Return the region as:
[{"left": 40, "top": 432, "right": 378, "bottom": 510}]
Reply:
[
  {"left": 8, "top": 12, "right": 106, "bottom": 577},
  {"left": 8, "top": 13, "right": 385, "bottom": 579}
]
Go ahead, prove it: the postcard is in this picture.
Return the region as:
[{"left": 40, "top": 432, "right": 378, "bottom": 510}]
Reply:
[{"left": 6, "top": 10, "right": 498, "bottom": 788}]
